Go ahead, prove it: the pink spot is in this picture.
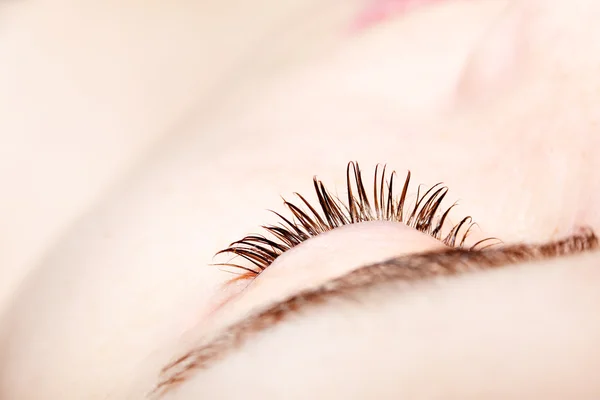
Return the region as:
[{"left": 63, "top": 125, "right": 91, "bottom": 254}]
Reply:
[{"left": 351, "top": 0, "right": 444, "bottom": 31}]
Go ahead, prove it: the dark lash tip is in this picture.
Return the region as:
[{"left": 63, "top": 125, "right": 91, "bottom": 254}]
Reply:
[
  {"left": 212, "top": 262, "right": 260, "bottom": 276},
  {"left": 471, "top": 237, "right": 504, "bottom": 250},
  {"left": 213, "top": 249, "right": 231, "bottom": 257}
]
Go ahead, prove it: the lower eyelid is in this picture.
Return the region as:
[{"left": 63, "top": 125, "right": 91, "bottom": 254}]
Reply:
[
  {"left": 241, "top": 220, "right": 447, "bottom": 296},
  {"left": 206, "top": 221, "right": 449, "bottom": 341}
]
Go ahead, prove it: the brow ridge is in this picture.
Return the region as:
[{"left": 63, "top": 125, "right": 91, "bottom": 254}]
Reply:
[{"left": 152, "top": 228, "right": 598, "bottom": 396}]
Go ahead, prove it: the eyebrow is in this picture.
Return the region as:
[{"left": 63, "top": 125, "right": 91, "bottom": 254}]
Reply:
[{"left": 152, "top": 228, "right": 598, "bottom": 396}]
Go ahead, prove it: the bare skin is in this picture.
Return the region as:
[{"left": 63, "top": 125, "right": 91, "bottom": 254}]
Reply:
[{"left": 1, "top": 0, "right": 600, "bottom": 398}]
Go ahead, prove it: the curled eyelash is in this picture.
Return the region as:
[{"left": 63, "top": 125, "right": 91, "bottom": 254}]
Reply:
[{"left": 215, "top": 162, "right": 496, "bottom": 276}]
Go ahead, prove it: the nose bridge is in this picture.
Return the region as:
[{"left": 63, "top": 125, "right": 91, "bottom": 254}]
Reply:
[{"left": 515, "top": 0, "right": 600, "bottom": 65}]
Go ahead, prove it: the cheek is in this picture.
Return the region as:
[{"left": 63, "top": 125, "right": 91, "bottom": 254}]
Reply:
[
  {"left": 436, "top": 1, "right": 600, "bottom": 240},
  {"left": 455, "top": 0, "right": 600, "bottom": 106}
]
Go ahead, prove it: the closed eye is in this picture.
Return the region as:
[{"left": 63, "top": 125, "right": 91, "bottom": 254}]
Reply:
[{"left": 214, "top": 161, "right": 499, "bottom": 278}]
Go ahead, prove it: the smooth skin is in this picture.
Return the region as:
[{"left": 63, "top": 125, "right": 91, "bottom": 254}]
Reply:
[{"left": 1, "top": 0, "right": 600, "bottom": 398}]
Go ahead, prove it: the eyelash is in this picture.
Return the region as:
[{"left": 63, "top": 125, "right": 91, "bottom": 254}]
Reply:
[{"left": 215, "top": 162, "right": 495, "bottom": 277}]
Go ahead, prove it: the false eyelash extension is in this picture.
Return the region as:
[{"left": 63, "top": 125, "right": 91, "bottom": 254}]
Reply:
[{"left": 215, "top": 162, "right": 495, "bottom": 277}]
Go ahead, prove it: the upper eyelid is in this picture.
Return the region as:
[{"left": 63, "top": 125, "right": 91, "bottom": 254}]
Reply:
[
  {"left": 214, "top": 162, "right": 496, "bottom": 278},
  {"left": 152, "top": 228, "right": 598, "bottom": 397}
]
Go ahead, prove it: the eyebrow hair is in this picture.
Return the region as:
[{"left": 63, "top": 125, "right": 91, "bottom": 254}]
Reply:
[{"left": 152, "top": 228, "right": 598, "bottom": 396}]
